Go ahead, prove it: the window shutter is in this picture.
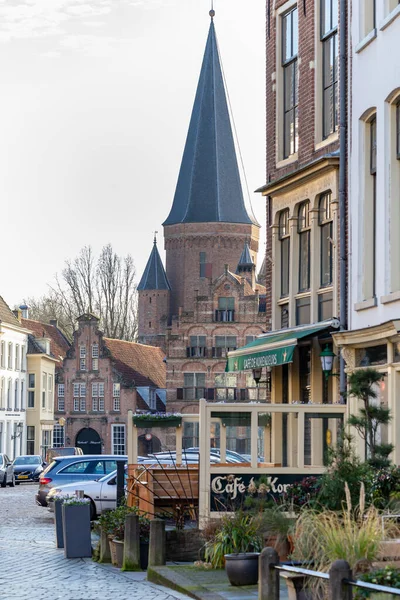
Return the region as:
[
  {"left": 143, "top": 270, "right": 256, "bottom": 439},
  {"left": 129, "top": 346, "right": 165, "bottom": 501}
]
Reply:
[
  {"left": 233, "top": 388, "right": 237, "bottom": 401},
  {"left": 240, "top": 388, "right": 247, "bottom": 401},
  {"left": 177, "top": 388, "right": 183, "bottom": 400},
  {"left": 207, "top": 388, "right": 214, "bottom": 401},
  {"left": 212, "top": 347, "right": 215, "bottom": 357},
  {"left": 186, "top": 347, "right": 190, "bottom": 358}
]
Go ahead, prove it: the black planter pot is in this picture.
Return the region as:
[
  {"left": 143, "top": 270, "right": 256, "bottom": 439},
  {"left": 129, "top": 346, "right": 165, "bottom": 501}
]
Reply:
[
  {"left": 140, "top": 542, "right": 149, "bottom": 570},
  {"left": 224, "top": 552, "right": 260, "bottom": 586}
]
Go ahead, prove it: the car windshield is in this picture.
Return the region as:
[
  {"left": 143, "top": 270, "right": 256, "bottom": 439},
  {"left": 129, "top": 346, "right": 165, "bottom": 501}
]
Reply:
[{"left": 14, "top": 456, "right": 41, "bottom": 465}]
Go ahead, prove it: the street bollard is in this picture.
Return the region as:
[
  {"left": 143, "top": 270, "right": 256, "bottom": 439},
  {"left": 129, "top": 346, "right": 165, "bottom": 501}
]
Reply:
[
  {"left": 122, "top": 513, "right": 141, "bottom": 571},
  {"left": 148, "top": 520, "right": 165, "bottom": 567},
  {"left": 259, "top": 547, "right": 280, "bottom": 600}
]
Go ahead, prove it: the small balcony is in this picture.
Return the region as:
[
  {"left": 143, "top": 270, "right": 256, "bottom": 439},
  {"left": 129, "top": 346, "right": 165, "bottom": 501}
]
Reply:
[
  {"left": 186, "top": 347, "right": 207, "bottom": 358},
  {"left": 215, "top": 309, "right": 235, "bottom": 322}
]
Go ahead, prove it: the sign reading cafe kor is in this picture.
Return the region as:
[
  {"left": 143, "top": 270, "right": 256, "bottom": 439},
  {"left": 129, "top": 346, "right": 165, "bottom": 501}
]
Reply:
[{"left": 210, "top": 473, "right": 302, "bottom": 510}]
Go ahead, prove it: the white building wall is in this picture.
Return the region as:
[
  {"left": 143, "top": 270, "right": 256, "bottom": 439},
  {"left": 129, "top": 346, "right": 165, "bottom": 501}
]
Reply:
[
  {"left": 0, "top": 325, "right": 28, "bottom": 460},
  {"left": 350, "top": 2, "right": 400, "bottom": 330}
]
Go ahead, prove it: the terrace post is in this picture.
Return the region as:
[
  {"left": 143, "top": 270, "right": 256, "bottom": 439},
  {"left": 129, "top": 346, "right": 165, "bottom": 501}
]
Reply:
[
  {"left": 148, "top": 519, "right": 165, "bottom": 566},
  {"left": 259, "top": 547, "right": 280, "bottom": 600},
  {"left": 122, "top": 513, "right": 141, "bottom": 571},
  {"left": 329, "top": 560, "right": 352, "bottom": 600}
]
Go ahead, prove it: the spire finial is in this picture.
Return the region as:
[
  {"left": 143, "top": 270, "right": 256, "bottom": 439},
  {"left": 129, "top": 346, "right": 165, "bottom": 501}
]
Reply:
[
  {"left": 153, "top": 230, "right": 158, "bottom": 244},
  {"left": 209, "top": 0, "right": 215, "bottom": 19}
]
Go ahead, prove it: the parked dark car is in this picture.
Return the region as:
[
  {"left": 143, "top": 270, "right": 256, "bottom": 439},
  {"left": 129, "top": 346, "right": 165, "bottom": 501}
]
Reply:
[
  {"left": 0, "top": 454, "right": 15, "bottom": 488},
  {"left": 35, "top": 454, "right": 127, "bottom": 507},
  {"left": 13, "top": 455, "right": 46, "bottom": 483}
]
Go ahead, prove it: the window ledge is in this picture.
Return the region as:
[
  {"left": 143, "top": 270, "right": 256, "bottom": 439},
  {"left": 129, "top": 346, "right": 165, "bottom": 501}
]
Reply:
[
  {"left": 380, "top": 5, "right": 400, "bottom": 31},
  {"left": 354, "top": 297, "right": 377, "bottom": 311},
  {"left": 317, "top": 286, "right": 334, "bottom": 295},
  {"left": 381, "top": 291, "right": 400, "bottom": 305},
  {"left": 355, "top": 29, "right": 377, "bottom": 53},
  {"left": 295, "top": 292, "right": 311, "bottom": 300},
  {"left": 277, "top": 297, "right": 290, "bottom": 305},
  {"left": 315, "top": 132, "right": 339, "bottom": 151},
  {"left": 276, "top": 153, "right": 298, "bottom": 169}
]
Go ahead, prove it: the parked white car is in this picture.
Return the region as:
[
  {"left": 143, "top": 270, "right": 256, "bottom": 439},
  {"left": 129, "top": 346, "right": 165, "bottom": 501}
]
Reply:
[{"left": 46, "top": 469, "right": 120, "bottom": 520}]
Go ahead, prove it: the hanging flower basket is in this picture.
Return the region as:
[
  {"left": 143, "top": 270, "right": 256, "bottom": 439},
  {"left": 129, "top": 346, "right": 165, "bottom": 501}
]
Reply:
[{"left": 132, "top": 413, "right": 182, "bottom": 428}]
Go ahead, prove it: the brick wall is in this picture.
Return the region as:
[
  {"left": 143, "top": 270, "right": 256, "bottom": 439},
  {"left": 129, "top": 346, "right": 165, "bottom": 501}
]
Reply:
[{"left": 164, "top": 222, "right": 260, "bottom": 316}]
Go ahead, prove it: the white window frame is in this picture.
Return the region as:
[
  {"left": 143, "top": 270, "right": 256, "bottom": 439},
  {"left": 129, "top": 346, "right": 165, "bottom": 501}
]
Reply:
[
  {"left": 8, "top": 342, "right": 12, "bottom": 369},
  {"left": 113, "top": 397, "right": 121, "bottom": 411},
  {"left": 111, "top": 424, "right": 126, "bottom": 455}
]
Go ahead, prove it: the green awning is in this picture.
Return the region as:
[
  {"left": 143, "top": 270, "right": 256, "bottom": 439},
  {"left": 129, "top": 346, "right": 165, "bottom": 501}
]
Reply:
[{"left": 226, "top": 321, "right": 338, "bottom": 372}]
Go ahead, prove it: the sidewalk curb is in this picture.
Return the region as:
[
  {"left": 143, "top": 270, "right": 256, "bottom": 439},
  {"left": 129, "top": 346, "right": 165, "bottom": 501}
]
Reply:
[{"left": 148, "top": 566, "right": 226, "bottom": 600}]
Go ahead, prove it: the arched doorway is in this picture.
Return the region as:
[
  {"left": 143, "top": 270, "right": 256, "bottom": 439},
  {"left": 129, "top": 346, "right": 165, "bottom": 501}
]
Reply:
[
  {"left": 138, "top": 434, "right": 161, "bottom": 457},
  {"left": 76, "top": 428, "right": 102, "bottom": 455}
]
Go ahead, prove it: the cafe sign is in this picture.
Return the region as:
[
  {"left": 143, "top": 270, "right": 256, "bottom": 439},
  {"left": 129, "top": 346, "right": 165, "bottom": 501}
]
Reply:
[{"left": 210, "top": 473, "right": 304, "bottom": 511}]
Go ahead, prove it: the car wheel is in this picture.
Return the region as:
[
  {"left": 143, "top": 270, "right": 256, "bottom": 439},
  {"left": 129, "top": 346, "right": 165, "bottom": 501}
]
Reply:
[
  {"left": 8, "top": 475, "right": 15, "bottom": 487},
  {"left": 88, "top": 498, "right": 96, "bottom": 521},
  {"left": 15, "top": 481, "right": 20, "bottom": 486},
  {"left": 1, "top": 474, "right": 6, "bottom": 488}
]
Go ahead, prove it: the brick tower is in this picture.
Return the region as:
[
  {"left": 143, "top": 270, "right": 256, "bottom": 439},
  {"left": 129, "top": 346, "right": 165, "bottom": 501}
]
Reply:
[
  {"left": 137, "top": 235, "right": 171, "bottom": 351},
  {"left": 138, "top": 12, "right": 267, "bottom": 437}
]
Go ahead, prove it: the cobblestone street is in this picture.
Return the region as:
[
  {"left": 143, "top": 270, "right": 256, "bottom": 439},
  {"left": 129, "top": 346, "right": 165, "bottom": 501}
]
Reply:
[{"left": 0, "top": 484, "right": 190, "bottom": 600}]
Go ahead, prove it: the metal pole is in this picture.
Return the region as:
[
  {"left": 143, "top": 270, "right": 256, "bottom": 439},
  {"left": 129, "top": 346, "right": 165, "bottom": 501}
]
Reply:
[
  {"left": 116, "top": 460, "right": 125, "bottom": 507},
  {"left": 339, "top": 0, "right": 347, "bottom": 403}
]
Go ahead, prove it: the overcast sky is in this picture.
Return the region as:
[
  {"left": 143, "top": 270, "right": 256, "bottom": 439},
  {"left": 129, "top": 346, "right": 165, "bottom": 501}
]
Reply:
[{"left": 1, "top": 0, "right": 266, "bottom": 308}]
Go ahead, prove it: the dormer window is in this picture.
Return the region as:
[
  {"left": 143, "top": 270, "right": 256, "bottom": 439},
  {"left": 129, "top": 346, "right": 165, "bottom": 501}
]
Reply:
[{"left": 215, "top": 297, "right": 234, "bottom": 322}]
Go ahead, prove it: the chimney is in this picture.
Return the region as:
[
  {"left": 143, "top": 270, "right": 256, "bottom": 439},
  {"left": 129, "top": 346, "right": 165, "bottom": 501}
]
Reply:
[
  {"left": 50, "top": 319, "right": 58, "bottom": 328},
  {"left": 19, "top": 304, "right": 29, "bottom": 319}
]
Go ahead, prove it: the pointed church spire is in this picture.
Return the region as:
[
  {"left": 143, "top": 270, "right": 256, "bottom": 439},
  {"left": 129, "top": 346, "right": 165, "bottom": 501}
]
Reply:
[
  {"left": 163, "top": 17, "right": 256, "bottom": 226},
  {"left": 138, "top": 238, "right": 171, "bottom": 291}
]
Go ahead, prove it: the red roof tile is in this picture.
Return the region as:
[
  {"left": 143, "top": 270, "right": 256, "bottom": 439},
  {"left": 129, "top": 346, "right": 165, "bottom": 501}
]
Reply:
[
  {"left": 103, "top": 338, "right": 166, "bottom": 389},
  {"left": 22, "top": 318, "right": 70, "bottom": 365}
]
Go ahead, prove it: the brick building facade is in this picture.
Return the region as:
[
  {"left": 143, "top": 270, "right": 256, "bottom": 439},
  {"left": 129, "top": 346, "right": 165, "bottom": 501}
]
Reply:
[
  {"left": 228, "top": 0, "right": 346, "bottom": 468},
  {"left": 55, "top": 314, "right": 166, "bottom": 455}
]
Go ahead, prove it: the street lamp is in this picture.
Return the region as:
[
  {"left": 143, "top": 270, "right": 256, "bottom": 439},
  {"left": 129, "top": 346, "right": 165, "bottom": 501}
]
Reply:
[
  {"left": 320, "top": 345, "right": 336, "bottom": 378},
  {"left": 252, "top": 367, "right": 272, "bottom": 392}
]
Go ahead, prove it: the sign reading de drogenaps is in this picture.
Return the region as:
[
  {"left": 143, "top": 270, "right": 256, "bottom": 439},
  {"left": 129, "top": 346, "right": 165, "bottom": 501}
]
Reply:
[{"left": 210, "top": 473, "right": 303, "bottom": 511}]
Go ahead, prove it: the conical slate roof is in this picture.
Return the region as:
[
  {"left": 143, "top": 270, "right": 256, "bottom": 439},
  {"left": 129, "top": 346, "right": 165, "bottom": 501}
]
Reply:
[
  {"left": 236, "top": 242, "right": 255, "bottom": 271},
  {"left": 138, "top": 239, "right": 171, "bottom": 291},
  {"left": 163, "top": 19, "right": 255, "bottom": 226}
]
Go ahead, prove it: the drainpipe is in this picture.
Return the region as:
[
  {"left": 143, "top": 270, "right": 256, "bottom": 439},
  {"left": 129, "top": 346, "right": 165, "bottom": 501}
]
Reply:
[{"left": 339, "top": 0, "right": 347, "bottom": 402}]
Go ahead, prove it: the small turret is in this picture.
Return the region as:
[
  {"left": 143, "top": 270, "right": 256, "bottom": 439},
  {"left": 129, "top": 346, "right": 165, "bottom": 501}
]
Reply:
[
  {"left": 138, "top": 235, "right": 171, "bottom": 351},
  {"left": 236, "top": 242, "right": 256, "bottom": 289}
]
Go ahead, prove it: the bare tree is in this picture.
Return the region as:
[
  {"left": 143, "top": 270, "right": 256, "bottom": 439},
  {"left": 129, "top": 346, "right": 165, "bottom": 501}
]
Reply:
[{"left": 26, "top": 244, "right": 138, "bottom": 341}]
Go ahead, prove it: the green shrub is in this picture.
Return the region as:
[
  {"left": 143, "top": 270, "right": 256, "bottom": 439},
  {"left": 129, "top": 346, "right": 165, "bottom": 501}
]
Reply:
[{"left": 355, "top": 566, "right": 400, "bottom": 600}]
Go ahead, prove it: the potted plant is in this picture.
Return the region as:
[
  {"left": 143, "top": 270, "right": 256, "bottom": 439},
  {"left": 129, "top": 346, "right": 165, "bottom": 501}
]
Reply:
[
  {"left": 132, "top": 412, "right": 182, "bottom": 428},
  {"left": 62, "top": 496, "right": 92, "bottom": 559},
  {"left": 204, "top": 511, "right": 262, "bottom": 586},
  {"left": 257, "top": 505, "right": 296, "bottom": 561}
]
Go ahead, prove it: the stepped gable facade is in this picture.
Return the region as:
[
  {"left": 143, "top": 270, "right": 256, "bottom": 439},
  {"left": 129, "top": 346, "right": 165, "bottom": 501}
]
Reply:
[{"left": 55, "top": 314, "right": 166, "bottom": 455}]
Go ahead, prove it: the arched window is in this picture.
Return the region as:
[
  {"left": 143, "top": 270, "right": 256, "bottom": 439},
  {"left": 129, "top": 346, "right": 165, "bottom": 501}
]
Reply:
[
  {"left": 298, "top": 201, "right": 311, "bottom": 292},
  {"left": 279, "top": 210, "right": 290, "bottom": 297},
  {"left": 319, "top": 193, "right": 333, "bottom": 286}
]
